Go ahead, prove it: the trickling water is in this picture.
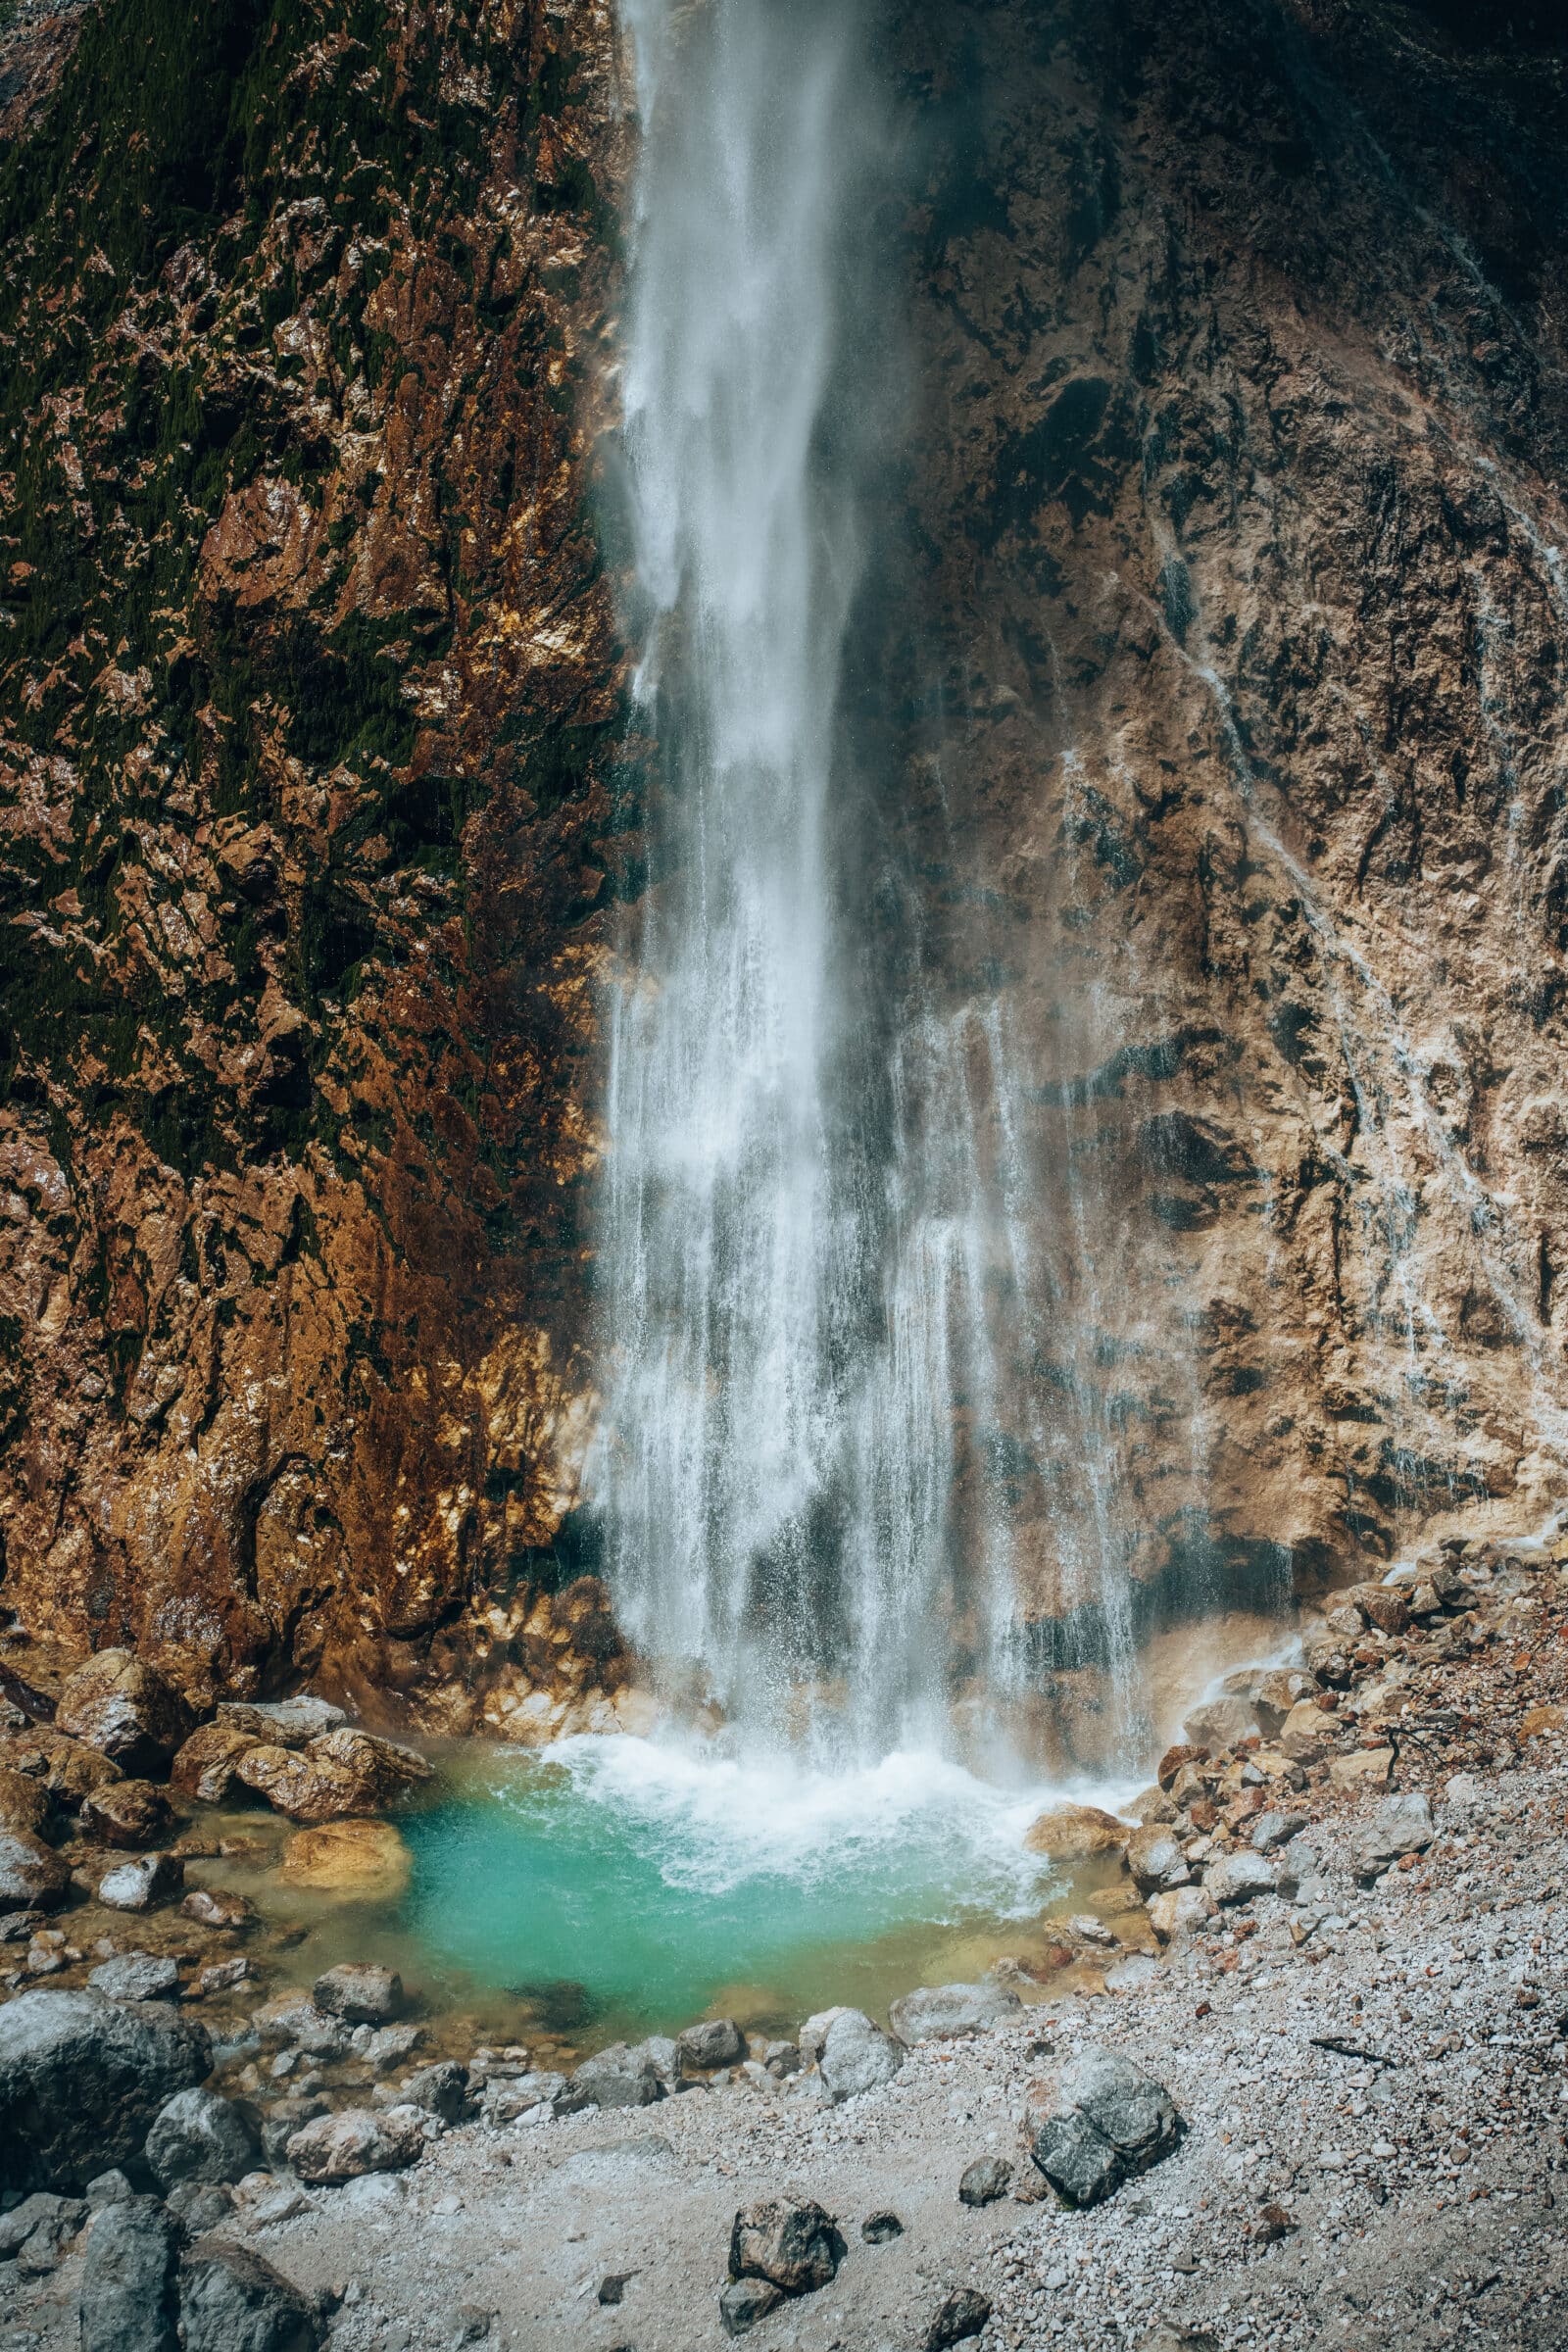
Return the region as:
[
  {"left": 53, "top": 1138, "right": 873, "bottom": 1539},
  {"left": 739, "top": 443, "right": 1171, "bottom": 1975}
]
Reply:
[{"left": 597, "top": 0, "right": 1008, "bottom": 1754}]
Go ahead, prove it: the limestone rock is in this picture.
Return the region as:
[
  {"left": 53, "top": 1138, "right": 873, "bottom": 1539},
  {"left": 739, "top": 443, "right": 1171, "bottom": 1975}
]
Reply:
[
  {"left": 399, "top": 2061, "right": 469, "bottom": 2123},
  {"left": 1032, "top": 2049, "right": 1183, "bottom": 2207},
  {"left": 1148, "top": 1885, "right": 1216, "bottom": 1942},
  {"left": 1022, "top": 1803, "right": 1128, "bottom": 1860},
  {"left": 676, "top": 2016, "right": 746, "bottom": 2071},
  {"left": 80, "top": 1780, "right": 174, "bottom": 1849},
  {"left": 0, "top": 1989, "right": 212, "bottom": 2189},
  {"left": 817, "top": 2007, "right": 905, "bottom": 2102},
  {"left": 285, "top": 2105, "right": 424, "bottom": 2183},
  {"left": 1352, "top": 1790, "right": 1435, "bottom": 1879},
  {"left": 88, "top": 1952, "right": 180, "bottom": 2003},
  {"left": 926, "top": 2288, "right": 993, "bottom": 2350},
  {"left": 277, "top": 1821, "right": 411, "bottom": 1897},
  {"left": 1329, "top": 1747, "right": 1395, "bottom": 1790},
  {"left": 78, "top": 2195, "right": 181, "bottom": 2352},
  {"left": 98, "top": 1852, "right": 184, "bottom": 1912},
  {"left": 180, "top": 1887, "right": 255, "bottom": 1931},
  {"left": 217, "top": 1697, "right": 345, "bottom": 1746},
  {"left": 1202, "top": 1851, "right": 1279, "bottom": 1905},
  {"left": 313, "top": 1963, "right": 403, "bottom": 2024},
  {"left": 253, "top": 1995, "right": 354, "bottom": 2059},
  {"left": 177, "top": 2239, "right": 319, "bottom": 2352},
  {"left": 888, "top": 1981, "right": 1023, "bottom": 2043},
  {"left": 1183, "top": 1693, "right": 1257, "bottom": 1752},
  {"left": 235, "top": 1729, "right": 431, "bottom": 1824},
  {"left": 1249, "top": 1810, "right": 1306, "bottom": 1852},
  {"left": 1124, "top": 1825, "right": 1190, "bottom": 1894},
  {"left": 55, "top": 1652, "right": 193, "bottom": 1776},
  {"left": 729, "top": 2196, "right": 845, "bottom": 2293},
  {"left": 146, "top": 2086, "right": 259, "bottom": 2187},
  {"left": 0, "top": 1730, "right": 122, "bottom": 1803},
  {"left": 1342, "top": 1582, "right": 1410, "bottom": 1636},
  {"left": 958, "top": 2156, "right": 1012, "bottom": 2206},
  {"left": 0, "top": 1824, "right": 71, "bottom": 1913},
  {"left": 561, "top": 2041, "right": 664, "bottom": 2112}
]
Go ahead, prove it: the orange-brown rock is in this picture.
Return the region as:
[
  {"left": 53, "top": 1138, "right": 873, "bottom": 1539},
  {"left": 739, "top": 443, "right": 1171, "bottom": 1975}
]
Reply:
[
  {"left": 0, "top": 1728, "right": 122, "bottom": 1804},
  {"left": 79, "top": 1778, "right": 175, "bottom": 1849},
  {"left": 234, "top": 1725, "right": 430, "bottom": 1824},
  {"left": 54, "top": 1650, "right": 194, "bottom": 1775},
  {"left": 1022, "top": 1803, "right": 1129, "bottom": 1861},
  {"left": 0, "top": 1765, "right": 51, "bottom": 1839},
  {"left": 279, "top": 1819, "right": 412, "bottom": 1898},
  {"left": 1155, "top": 1745, "right": 1205, "bottom": 1791},
  {"left": 171, "top": 1724, "right": 260, "bottom": 1807},
  {"left": 181, "top": 1886, "right": 256, "bottom": 1933}
]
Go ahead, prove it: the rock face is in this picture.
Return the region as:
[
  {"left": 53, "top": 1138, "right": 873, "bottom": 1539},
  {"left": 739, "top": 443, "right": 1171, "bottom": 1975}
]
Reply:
[{"left": 0, "top": 1989, "right": 212, "bottom": 2189}]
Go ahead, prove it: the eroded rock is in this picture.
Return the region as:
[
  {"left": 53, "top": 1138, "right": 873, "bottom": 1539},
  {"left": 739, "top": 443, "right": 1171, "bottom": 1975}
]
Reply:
[{"left": 729, "top": 2196, "right": 845, "bottom": 2293}]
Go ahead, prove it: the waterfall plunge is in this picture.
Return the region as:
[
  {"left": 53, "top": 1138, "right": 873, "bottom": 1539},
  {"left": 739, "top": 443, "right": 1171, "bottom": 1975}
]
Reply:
[{"left": 596, "top": 0, "right": 1133, "bottom": 1763}]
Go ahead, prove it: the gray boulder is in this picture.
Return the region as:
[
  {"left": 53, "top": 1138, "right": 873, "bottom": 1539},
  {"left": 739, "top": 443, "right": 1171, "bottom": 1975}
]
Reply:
[
  {"left": 178, "top": 2239, "right": 319, "bottom": 2352},
  {"left": 260, "top": 2095, "right": 327, "bottom": 2168},
  {"left": 165, "top": 2181, "right": 235, "bottom": 2235},
  {"left": 926, "top": 2288, "right": 993, "bottom": 2350},
  {"left": 888, "top": 1981, "right": 1023, "bottom": 2045},
  {"left": 285, "top": 2105, "right": 424, "bottom": 2183},
  {"left": 719, "top": 2278, "right": 783, "bottom": 2336},
  {"left": 0, "top": 2190, "right": 87, "bottom": 2262},
  {"left": 561, "top": 2040, "right": 664, "bottom": 2112},
  {"left": 1202, "top": 1850, "right": 1278, "bottom": 1905},
  {"left": 311, "top": 1963, "right": 402, "bottom": 2025},
  {"left": 729, "top": 2196, "right": 845, "bottom": 2293},
  {"left": 1249, "top": 1811, "right": 1306, "bottom": 1853},
  {"left": 481, "top": 2070, "right": 564, "bottom": 2122},
  {"left": 398, "top": 2060, "right": 470, "bottom": 2124},
  {"left": 676, "top": 2017, "right": 747, "bottom": 2071},
  {"left": 1352, "top": 1790, "right": 1434, "bottom": 1879},
  {"left": 252, "top": 1996, "right": 353, "bottom": 2060},
  {"left": 85, "top": 2170, "right": 136, "bottom": 2209},
  {"left": 1124, "top": 1826, "right": 1190, "bottom": 1895},
  {"left": 146, "top": 2086, "right": 259, "bottom": 2188},
  {"left": 1031, "top": 2048, "right": 1183, "bottom": 2208},
  {"left": 98, "top": 1852, "right": 184, "bottom": 1913},
  {"left": 79, "top": 2196, "right": 181, "bottom": 2352},
  {"left": 0, "top": 1989, "right": 211, "bottom": 2190},
  {"left": 0, "top": 1826, "right": 72, "bottom": 1914},
  {"left": 89, "top": 1952, "right": 180, "bottom": 2003},
  {"left": 958, "top": 2155, "right": 1012, "bottom": 2206},
  {"left": 817, "top": 2007, "right": 905, "bottom": 2101}
]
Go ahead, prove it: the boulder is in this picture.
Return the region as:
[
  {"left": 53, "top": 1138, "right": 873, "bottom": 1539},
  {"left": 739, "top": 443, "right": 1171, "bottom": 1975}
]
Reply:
[
  {"left": 217, "top": 1697, "right": 345, "bottom": 1746},
  {"left": 0, "top": 2189, "right": 87, "bottom": 2261},
  {"left": 676, "top": 2016, "right": 747, "bottom": 2071},
  {"left": 55, "top": 1652, "right": 193, "bottom": 1777},
  {"left": 1250, "top": 1670, "right": 1320, "bottom": 1739},
  {"left": 398, "top": 2060, "right": 469, "bottom": 2123},
  {"left": 1328, "top": 1747, "right": 1394, "bottom": 1790},
  {"left": 1279, "top": 1700, "right": 1336, "bottom": 1758},
  {"left": 1249, "top": 1810, "right": 1306, "bottom": 1853},
  {"left": 236, "top": 1729, "right": 431, "bottom": 1825},
  {"left": 1032, "top": 2048, "right": 1183, "bottom": 2208},
  {"left": 0, "top": 1763, "right": 52, "bottom": 1838},
  {"left": 98, "top": 1852, "right": 184, "bottom": 1911},
  {"left": 1342, "top": 1582, "right": 1410, "bottom": 1636},
  {"left": 926, "top": 2288, "right": 993, "bottom": 2350},
  {"left": 1147, "top": 1885, "right": 1215, "bottom": 1941},
  {"left": 1022, "top": 1803, "right": 1128, "bottom": 1860},
  {"left": 177, "top": 2239, "right": 319, "bottom": 2352},
  {"left": 1155, "top": 1742, "right": 1205, "bottom": 1788},
  {"left": 80, "top": 1781, "right": 174, "bottom": 1850},
  {"left": 1299, "top": 1633, "right": 1352, "bottom": 1686},
  {"left": 86, "top": 2169, "right": 136, "bottom": 2207},
  {"left": 78, "top": 2195, "right": 181, "bottom": 2352},
  {"left": 1123, "top": 1826, "right": 1189, "bottom": 1895},
  {"left": 171, "top": 1725, "right": 259, "bottom": 1806},
  {"left": 481, "top": 2070, "right": 564, "bottom": 2122},
  {"left": 861, "top": 2210, "right": 904, "bottom": 2243},
  {"left": 180, "top": 1887, "right": 255, "bottom": 1931},
  {"left": 1352, "top": 1790, "right": 1435, "bottom": 1879},
  {"left": 166, "top": 2180, "right": 234, "bottom": 2233},
  {"left": 729, "top": 2196, "right": 845, "bottom": 2293},
  {"left": 259, "top": 2094, "right": 328, "bottom": 2166},
  {"left": 799, "top": 2007, "right": 851, "bottom": 2065},
  {"left": 146, "top": 2085, "right": 259, "bottom": 2187},
  {"left": 1202, "top": 1851, "right": 1278, "bottom": 1905},
  {"left": 1182, "top": 1694, "right": 1257, "bottom": 1752},
  {"left": 561, "top": 2041, "right": 664, "bottom": 2112},
  {"left": 888, "top": 1981, "right": 1023, "bottom": 2044},
  {"left": 1127, "top": 1785, "right": 1179, "bottom": 1826},
  {"left": 312, "top": 1963, "right": 403, "bottom": 2025},
  {"left": 277, "top": 1821, "right": 411, "bottom": 1896},
  {"left": 0, "top": 1989, "right": 211, "bottom": 2189},
  {"left": 0, "top": 1824, "right": 71, "bottom": 1912},
  {"left": 89, "top": 1952, "right": 180, "bottom": 2002},
  {"left": 817, "top": 2007, "right": 905, "bottom": 2102},
  {"left": 253, "top": 1995, "right": 354, "bottom": 2059},
  {"left": 285, "top": 2105, "right": 424, "bottom": 2183},
  {"left": 957, "top": 2155, "right": 1012, "bottom": 2206},
  {"left": 0, "top": 1727, "right": 122, "bottom": 1803},
  {"left": 719, "top": 2278, "right": 783, "bottom": 2336}
]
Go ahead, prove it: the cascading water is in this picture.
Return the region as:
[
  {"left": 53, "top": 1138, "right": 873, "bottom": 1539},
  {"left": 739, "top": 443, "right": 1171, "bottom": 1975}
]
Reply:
[{"left": 595, "top": 0, "right": 1032, "bottom": 1757}]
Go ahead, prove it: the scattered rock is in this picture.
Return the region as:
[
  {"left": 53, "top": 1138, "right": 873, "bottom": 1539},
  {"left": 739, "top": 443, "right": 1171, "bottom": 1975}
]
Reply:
[
  {"left": 0, "top": 1989, "right": 212, "bottom": 2189},
  {"left": 0, "top": 1824, "right": 71, "bottom": 1912},
  {"left": 313, "top": 1962, "right": 404, "bottom": 2024},
  {"left": 676, "top": 2016, "right": 747, "bottom": 2070},
  {"left": 958, "top": 2155, "right": 1012, "bottom": 2206},
  {"left": 181, "top": 1887, "right": 256, "bottom": 1932},
  {"left": 1031, "top": 2048, "right": 1183, "bottom": 2208},
  {"left": 1328, "top": 1746, "right": 1395, "bottom": 1790},
  {"left": 98, "top": 1851, "right": 184, "bottom": 1911},
  {"left": 55, "top": 1652, "right": 193, "bottom": 1777},
  {"left": 80, "top": 1779, "right": 174, "bottom": 1849},
  {"left": 1352, "top": 1789, "right": 1435, "bottom": 1879},
  {"left": 399, "top": 2061, "right": 469, "bottom": 2123},
  {"left": 1022, "top": 1802, "right": 1129, "bottom": 1860},
  {"left": 178, "top": 2237, "right": 319, "bottom": 2352},
  {"left": 277, "top": 1820, "right": 412, "bottom": 1897},
  {"left": 1202, "top": 1851, "right": 1278, "bottom": 1905},
  {"left": 925, "top": 2287, "right": 993, "bottom": 2349},
  {"left": 1249, "top": 1810, "right": 1307, "bottom": 1852},
  {"left": 146, "top": 2085, "right": 260, "bottom": 2187},
  {"left": 890, "top": 1980, "right": 1024, "bottom": 2044},
  {"left": 729, "top": 2196, "right": 845, "bottom": 2294},
  {"left": 861, "top": 2210, "right": 904, "bottom": 2243},
  {"left": 78, "top": 2194, "right": 181, "bottom": 2352},
  {"left": 818, "top": 2006, "right": 906, "bottom": 2101},
  {"left": 89, "top": 1951, "right": 181, "bottom": 2002},
  {"left": 1147, "top": 1885, "right": 1216, "bottom": 1941},
  {"left": 1124, "top": 1825, "right": 1190, "bottom": 1894},
  {"left": 1343, "top": 1581, "right": 1411, "bottom": 1636},
  {"left": 561, "top": 2040, "right": 664, "bottom": 2111},
  {"left": 171, "top": 1725, "right": 260, "bottom": 1806},
  {"left": 719, "top": 2278, "right": 783, "bottom": 2336},
  {"left": 286, "top": 2105, "right": 424, "bottom": 2183}
]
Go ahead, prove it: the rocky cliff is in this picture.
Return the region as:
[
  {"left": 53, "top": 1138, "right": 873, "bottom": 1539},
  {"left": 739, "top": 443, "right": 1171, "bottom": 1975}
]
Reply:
[{"left": 4, "top": 0, "right": 1568, "bottom": 1717}]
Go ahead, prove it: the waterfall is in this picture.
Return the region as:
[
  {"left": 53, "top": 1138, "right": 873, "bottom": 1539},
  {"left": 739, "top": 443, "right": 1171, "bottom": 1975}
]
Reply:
[{"left": 595, "top": 0, "right": 1017, "bottom": 1756}]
